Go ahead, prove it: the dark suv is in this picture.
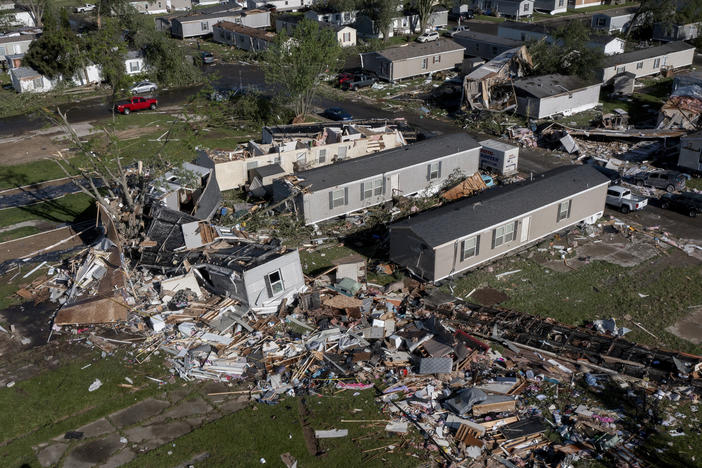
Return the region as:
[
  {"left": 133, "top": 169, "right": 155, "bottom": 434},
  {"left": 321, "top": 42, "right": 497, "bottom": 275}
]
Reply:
[
  {"left": 660, "top": 192, "right": 702, "bottom": 217},
  {"left": 634, "top": 171, "right": 686, "bottom": 192}
]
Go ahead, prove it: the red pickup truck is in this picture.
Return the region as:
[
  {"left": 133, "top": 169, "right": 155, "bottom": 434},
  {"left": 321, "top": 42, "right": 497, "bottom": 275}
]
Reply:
[{"left": 114, "top": 96, "right": 158, "bottom": 115}]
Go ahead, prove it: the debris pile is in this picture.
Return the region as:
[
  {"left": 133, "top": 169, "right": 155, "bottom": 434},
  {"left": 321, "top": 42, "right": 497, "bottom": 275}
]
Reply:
[{"left": 32, "top": 208, "right": 702, "bottom": 465}]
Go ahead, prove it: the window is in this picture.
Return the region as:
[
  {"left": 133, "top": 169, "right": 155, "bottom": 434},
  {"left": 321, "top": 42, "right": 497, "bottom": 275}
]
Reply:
[
  {"left": 331, "top": 188, "right": 346, "bottom": 208},
  {"left": 557, "top": 200, "right": 572, "bottom": 222},
  {"left": 616, "top": 66, "right": 626, "bottom": 74},
  {"left": 130, "top": 61, "right": 140, "bottom": 72},
  {"left": 266, "top": 270, "right": 284, "bottom": 296},
  {"left": 523, "top": 2, "right": 529, "bottom": 11},
  {"left": 433, "top": 54, "right": 441, "bottom": 64},
  {"left": 338, "top": 145, "right": 347, "bottom": 159},
  {"left": 201, "top": 21, "right": 209, "bottom": 31},
  {"left": 343, "top": 32, "right": 351, "bottom": 42},
  {"left": 32, "top": 77, "right": 43, "bottom": 89},
  {"left": 636, "top": 61, "right": 643, "bottom": 70},
  {"left": 558, "top": 0, "right": 564, "bottom": 6},
  {"left": 0, "top": 46, "right": 5, "bottom": 56},
  {"left": 318, "top": 149, "right": 327, "bottom": 163},
  {"left": 428, "top": 161, "right": 441, "bottom": 180},
  {"left": 597, "top": 18, "right": 606, "bottom": 26},
  {"left": 653, "top": 58, "right": 661, "bottom": 68},
  {"left": 421, "top": 58, "right": 428, "bottom": 69},
  {"left": 361, "top": 177, "right": 383, "bottom": 199},
  {"left": 461, "top": 236, "right": 479, "bottom": 261},
  {"left": 493, "top": 222, "right": 516, "bottom": 248}
]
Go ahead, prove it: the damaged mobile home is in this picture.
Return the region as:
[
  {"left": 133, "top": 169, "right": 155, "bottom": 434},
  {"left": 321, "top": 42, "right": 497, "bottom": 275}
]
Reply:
[
  {"left": 272, "top": 133, "right": 481, "bottom": 225},
  {"left": 389, "top": 165, "right": 609, "bottom": 282},
  {"left": 202, "top": 120, "right": 409, "bottom": 191}
]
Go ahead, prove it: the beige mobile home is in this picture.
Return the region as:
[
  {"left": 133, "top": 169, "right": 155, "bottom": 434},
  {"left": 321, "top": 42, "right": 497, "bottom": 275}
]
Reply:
[
  {"left": 361, "top": 39, "right": 465, "bottom": 82},
  {"left": 599, "top": 42, "right": 695, "bottom": 83},
  {"left": 389, "top": 165, "right": 609, "bottom": 282}
]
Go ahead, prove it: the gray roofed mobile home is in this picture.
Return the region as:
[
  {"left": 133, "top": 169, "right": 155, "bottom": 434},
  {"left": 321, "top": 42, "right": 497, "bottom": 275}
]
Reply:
[
  {"left": 451, "top": 31, "right": 522, "bottom": 59},
  {"left": 360, "top": 39, "right": 465, "bottom": 81},
  {"left": 513, "top": 74, "right": 601, "bottom": 118},
  {"left": 171, "top": 9, "right": 270, "bottom": 38},
  {"left": 599, "top": 41, "right": 695, "bottom": 82},
  {"left": 294, "top": 133, "right": 479, "bottom": 191},
  {"left": 389, "top": 165, "right": 609, "bottom": 281},
  {"left": 273, "top": 133, "right": 481, "bottom": 225},
  {"left": 590, "top": 6, "right": 639, "bottom": 33}
]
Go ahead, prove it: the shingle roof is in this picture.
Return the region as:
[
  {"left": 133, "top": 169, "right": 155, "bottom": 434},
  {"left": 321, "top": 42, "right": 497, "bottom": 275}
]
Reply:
[
  {"left": 0, "top": 33, "right": 35, "bottom": 44},
  {"left": 591, "top": 6, "right": 639, "bottom": 17},
  {"left": 513, "top": 74, "right": 600, "bottom": 98},
  {"left": 452, "top": 30, "right": 521, "bottom": 47},
  {"left": 391, "top": 165, "right": 609, "bottom": 247},
  {"left": 215, "top": 20, "right": 276, "bottom": 40},
  {"left": 374, "top": 39, "right": 464, "bottom": 62},
  {"left": 295, "top": 133, "right": 480, "bottom": 192},
  {"left": 498, "top": 18, "right": 584, "bottom": 34},
  {"left": 602, "top": 41, "right": 694, "bottom": 68},
  {"left": 11, "top": 66, "right": 40, "bottom": 79}
]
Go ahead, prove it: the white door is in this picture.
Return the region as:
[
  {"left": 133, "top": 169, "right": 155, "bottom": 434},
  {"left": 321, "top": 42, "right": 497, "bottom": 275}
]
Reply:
[
  {"left": 520, "top": 216, "right": 530, "bottom": 243},
  {"left": 390, "top": 174, "right": 399, "bottom": 195}
]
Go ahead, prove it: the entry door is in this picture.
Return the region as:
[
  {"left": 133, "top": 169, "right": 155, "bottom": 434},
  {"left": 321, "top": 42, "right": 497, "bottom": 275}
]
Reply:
[
  {"left": 520, "top": 216, "right": 530, "bottom": 243},
  {"left": 390, "top": 174, "right": 399, "bottom": 195}
]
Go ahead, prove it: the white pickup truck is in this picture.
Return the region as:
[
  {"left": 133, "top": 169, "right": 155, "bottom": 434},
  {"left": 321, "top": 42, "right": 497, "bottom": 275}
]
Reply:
[
  {"left": 75, "top": 4, "right": 96, "bottom": 13},
  {"left": 606, "top": 186, "right": 647, "bottom": 214}
]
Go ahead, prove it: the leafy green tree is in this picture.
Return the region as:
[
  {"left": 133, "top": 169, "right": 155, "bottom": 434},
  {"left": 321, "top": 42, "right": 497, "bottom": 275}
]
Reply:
[
  {"left": 316, "top": 0, "right": 361, "bottom": 11},
  {"left": 362, "top": 0, "right": 402, "bottom": 40},
  {"left": 263, "top": 19, "right": 343, "bottom": 117},
  {"left": 527, "top": 20, "right": 603, "bottom": 80},
  {"left": 84, "top": 20, "right": 129, "bottom": 104},
  {"left": 24, "top": 8, "right": 85, "bottom": 81}
]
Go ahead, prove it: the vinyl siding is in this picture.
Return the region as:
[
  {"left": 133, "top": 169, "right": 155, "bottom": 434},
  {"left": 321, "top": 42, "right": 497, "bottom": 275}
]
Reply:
[
  {"left": 299, "top": 147, "right": 480, "bottom": 224},
  {"left": 429, "top": 183, "right": 607, "bottom": 281},
  {"left": 388, "top": 48, "right": 465, "bottom": 81},
  {"left": 600, "top": 47, "right": 695, "bottom": 82},
  {"left": 516, "top": 83, "right": 601, "bottom": 119},
  {"left": 242, "top": 250, "right": 304, "bottom": 307}
]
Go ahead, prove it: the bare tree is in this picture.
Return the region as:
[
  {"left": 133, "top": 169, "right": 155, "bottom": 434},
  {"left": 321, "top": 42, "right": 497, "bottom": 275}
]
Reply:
[
  {"left": 20, "top": 0, "right": 48, "bottom": 27},
  {"left": 413, "top": 0, "right": 437, "bottom": 34}
]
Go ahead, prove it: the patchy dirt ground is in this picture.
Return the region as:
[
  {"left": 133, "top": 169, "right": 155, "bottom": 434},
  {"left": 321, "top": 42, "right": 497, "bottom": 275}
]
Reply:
[{"left": 667, "top": 307, "right": 702, "bottom": 345}]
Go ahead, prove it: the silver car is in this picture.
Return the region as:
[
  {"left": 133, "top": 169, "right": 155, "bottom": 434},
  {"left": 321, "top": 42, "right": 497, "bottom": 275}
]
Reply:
[{"left": 130, "top": 81, "right": 158, "bottom": 94}]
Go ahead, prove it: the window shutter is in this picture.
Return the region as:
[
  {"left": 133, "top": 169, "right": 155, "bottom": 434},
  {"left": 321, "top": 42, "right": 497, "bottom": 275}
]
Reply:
[
  {"left": 360, "top": 182, "right": 365, "bottom": 200},
  {"left": 344, "top": 187, "right": 349, "bottom": 205},
  {"left": 438, "top": 161, "right": 442, "bottom": 178},
  {"left": 382, "top": 176, "right": 387, "bottom": 195},
  {"left": 475, "top": 235, "right": 480, "bottom": 256},
  {"left": 492, "top": 229, "right": 497, "bottom": 249},
  {"left": 567, "top": 200, "right": 572, "bottom": 218},
  {"left": 460, "top": 240, "right": 465, "bottom": 262},
  {"left": 329, "top": 191, "right": 334, "bottom": 210},
  {"left": 426, "top": 164, "right": 431, "bottom": 181}
]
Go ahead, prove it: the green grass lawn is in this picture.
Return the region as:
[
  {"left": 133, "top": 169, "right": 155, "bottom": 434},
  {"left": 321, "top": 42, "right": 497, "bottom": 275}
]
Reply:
[
  {"left": 600, "top": 79, "right": 672, "bottom": 126},
  {"left": 0, "top": 193, "right": 95, "bottom": 230},
  {"left": 0, "top": 350, "right": 170, "bottom": 466},
  {"left": 125, "top": 389, "right": 422, "bottom": 468},
  {"left": 445, "top": 252, "right": 702, "bottom": 354},
  {"left": 473, "top": 14, "right": 507, "bottom": 23},
  {"left": 687, "top": 177, "right": 702, "bottom": 189},
  {"left": 0, "top": 226, "right": 42, "bottom": 243}
]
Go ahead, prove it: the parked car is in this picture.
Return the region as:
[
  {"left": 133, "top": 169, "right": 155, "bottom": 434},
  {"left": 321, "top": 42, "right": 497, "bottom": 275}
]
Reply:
[
  {"left": 337, "top": 72, "right": 354, "bottom": 87},
  {"left": 129, "top": 81, "right": 158, "bottom": 94},
  {"left": 417, "top": 31, "right": 440, "bottom": 43},
  {"left": 322, "top": 107, "right": 353, "bottom": 121},
  {"left": 605, "top": 186, "right": 648, "bottom": 214},
  {"left": 633, "top": 170, "right": 686, "bottom": 192},
  {"left": 75, "top": 4, "right": 96, "bottom": 12},
  {"left": 342, "top": 73, "right": 377, "bottom": 91},
  {"left": 114, "top": 97, "right": 158, "bottom": 115},
  {"left": 660, "top": 192, "right": 702, "bottom": 217},
  {"left": 201, "top": 52, "right": 215, "bottom": 64}
]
